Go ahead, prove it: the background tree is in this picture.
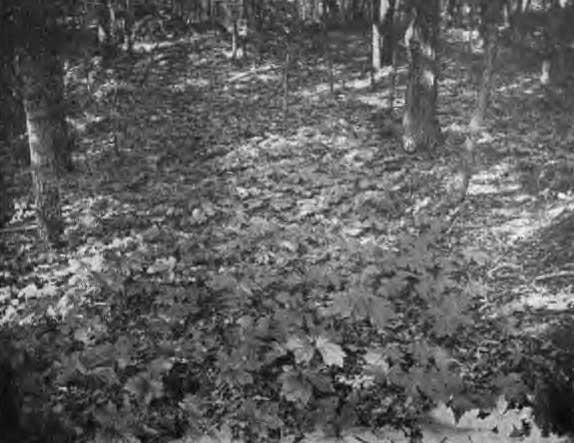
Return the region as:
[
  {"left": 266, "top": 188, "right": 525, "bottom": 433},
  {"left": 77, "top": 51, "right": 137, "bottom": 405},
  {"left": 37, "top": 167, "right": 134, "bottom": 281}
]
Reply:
[
  {"left": 470, "top": 0, "right": 501, "bottom": 128},
  {"left": 402, "top": 0, "right": 442, "bottom": 152},
  {"left": 507, "top": 0, "right": 574, "bottom": 84},
  {"left": 450, "top": 0, "right": 503, "bottom": 206},
  {"left": 372, "top": 0, "right": 396, "bottom": 70},
  {"left": 95, "top": 0, "right": 135, "bottom": 55},
  {"left": 0, "top": 170, "right": 13, "bottom": 229}
]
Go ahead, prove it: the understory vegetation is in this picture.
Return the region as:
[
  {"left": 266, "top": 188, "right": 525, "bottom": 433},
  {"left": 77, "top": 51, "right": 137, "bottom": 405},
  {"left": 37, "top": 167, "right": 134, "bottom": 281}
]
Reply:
[{"left": 2, "top": 1, "right": 574, "bottom": 442}]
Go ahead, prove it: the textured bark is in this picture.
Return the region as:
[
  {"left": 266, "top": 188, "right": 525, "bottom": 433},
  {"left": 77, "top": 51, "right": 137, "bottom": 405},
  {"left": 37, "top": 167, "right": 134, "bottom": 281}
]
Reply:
[
  {"left": 372, "top": 0, "right": 382, "bottom": 70},
  {"left": 18, "top": 45, "right": 68, "bottom": 245},
  {"left": 450, "top": 0, "right": 501, "bottom": 207},
  {"left": 0, "top": 169, "right": 13, "bottom": 228},
  {"left": 96, "top": 0, "right": 122, "bottom": 54},
  {"left": 96, "top": 0, "right": 112, "bottom": 48},
  {"left": 470, "top": 0, "right": 500, "bottom": 129},
  {"left": 543, "top": 4, "right": 574, "bottom": 83},
  {"left": 402, "top": 0, "right": 442, "bottom": 152},
  {"left": 380, "top": 0, "right": 395, "bottom": 65},
  {"left": 372, "top": 0, "right": 395, "bottom": 70}
]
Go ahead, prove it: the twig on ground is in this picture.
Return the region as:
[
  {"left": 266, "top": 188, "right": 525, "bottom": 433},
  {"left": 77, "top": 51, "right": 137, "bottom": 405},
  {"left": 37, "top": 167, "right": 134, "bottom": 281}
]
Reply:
[
  {"left": 0, "top": 224, "right": 38, "bottom": 234},
  {"left": 534, "top": 270, "right": 574, "bottom": 283},
  {"left": 227, "top": 64, "right": 276, "bottom": 84},
  {"left": 487, "top": 262, "right": 522, "bottom": 280}
]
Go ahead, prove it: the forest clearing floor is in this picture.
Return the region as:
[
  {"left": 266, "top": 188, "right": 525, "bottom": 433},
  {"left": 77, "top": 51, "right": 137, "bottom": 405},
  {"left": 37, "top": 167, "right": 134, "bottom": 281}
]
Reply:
[{"left": 2, "top": 27, "right": 574, "bottom": 442}]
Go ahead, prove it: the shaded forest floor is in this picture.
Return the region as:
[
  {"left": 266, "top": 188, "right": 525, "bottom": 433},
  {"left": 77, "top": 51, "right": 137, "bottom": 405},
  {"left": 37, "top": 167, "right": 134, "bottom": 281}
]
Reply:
[{"left": 3, "top": 26, "right": 574, "bottom": 442}]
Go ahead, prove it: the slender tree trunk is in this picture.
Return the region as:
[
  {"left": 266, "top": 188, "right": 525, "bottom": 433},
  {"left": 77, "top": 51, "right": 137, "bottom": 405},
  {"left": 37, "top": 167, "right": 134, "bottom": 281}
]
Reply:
[
  {"left": 452, "top": 0, "right": 501, "bottom": 205},
  {"left": 122, "top": 0, "right": 134, "bottom": 52},
  {"left": 96, "top": 0, "right": 114, "bottom": 53},
  {"left": 107, "top": 0, "right": 118, "bottom": 44},
  {"left": 0, "top": 169, "right": 13, "bottom": 229},
  {"left": 372, "top": 0, "right": 382, "bottom": 70},
  {"left": 402, "top": 0, "right": 442, "bottom": 152},
  {"left": 470, "top": 0, "right": 500, "bottom": 128},
  {"left": 17, "top": 45, "right": 68, "bottom": 245},
  {"left": 447, "top": 0, "right": 459, "bottom": 25},
  {"left": 372, "top": 0, "right": 395, "bottom": 71},
  {"left": 501, "top": 0, "right": 511, "bottom": 28},
  {"left": 380, "top": 0, "right": 395, "bottom": 64},
  {"left": 172, "top": 0, "right": 183, "bottom": 18}
]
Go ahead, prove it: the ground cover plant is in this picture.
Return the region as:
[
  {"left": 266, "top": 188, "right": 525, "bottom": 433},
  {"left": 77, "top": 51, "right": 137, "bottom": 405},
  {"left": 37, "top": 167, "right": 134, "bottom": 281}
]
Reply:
[{"left": 2, "top": 0, "right": 574, "bottom": 442}]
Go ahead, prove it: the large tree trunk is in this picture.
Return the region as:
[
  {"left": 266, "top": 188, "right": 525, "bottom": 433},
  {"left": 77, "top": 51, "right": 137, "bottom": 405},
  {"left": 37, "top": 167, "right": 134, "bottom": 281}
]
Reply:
[
  {"left": 17, "top": 45, "right": 69, "bottom": 245},
  {"left": 402, "top": 0, "right": 442, "bottom": 152}
]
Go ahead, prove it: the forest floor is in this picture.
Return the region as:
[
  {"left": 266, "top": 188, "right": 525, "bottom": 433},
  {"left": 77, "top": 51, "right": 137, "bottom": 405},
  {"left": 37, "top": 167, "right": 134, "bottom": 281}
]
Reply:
[{"left": 2, "top": 26, "right": 574, "bottom": 442}]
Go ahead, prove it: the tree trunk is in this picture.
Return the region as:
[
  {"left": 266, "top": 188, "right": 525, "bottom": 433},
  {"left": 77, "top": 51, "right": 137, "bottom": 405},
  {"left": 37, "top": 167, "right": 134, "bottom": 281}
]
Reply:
[
  {"left": 470, "top": 0, "right": 500, "bottom": 129},
  {"left": 372, "top": 0, "right": 382, "bottom": 70},
  {"left": 447, "top": 0, "right": 459, "bottom": 25},
  {"left": 0, "top": 169, "right": 13, "bottom": 229},
  {"left": 402, "top": 0, "right": 442, "bottom": 152},
  {"left": 107, "top": 0, "right": 118, "bottom": 44},
  {"left": 450, "top": 0, "right": 502, "bottom": 205},
  {"left": 122, "top": 0, "right": 134, "bottom": 52},
  {"left": 231, "top": 20, "right": 239, "bottom": 59},
  {"left": 96, "top": 0, "right": 112, "bottom": 50},
  {"left": 17, "top": 46, "right": 67, "bottom": 245},
  {"left": 172, "top": 0, "right": 184, "bottom": 18},
  {"left": 96, "top": 0, "right": 123, "bottom": 55},
  {"left": 372, "top": 0, "right": 395, "bottom": 70},
  {"left": 381, "top": 0, "right": 395, "bottom": 64}
]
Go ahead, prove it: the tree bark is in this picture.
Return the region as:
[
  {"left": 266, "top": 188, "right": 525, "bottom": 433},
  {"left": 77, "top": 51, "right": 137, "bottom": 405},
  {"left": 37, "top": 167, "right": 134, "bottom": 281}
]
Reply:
[
  {"left": 470, "top": 0, "right": 500, "bottom": 129},
  {"left": 96, "top": 0, "right": 112, "bottom": 49},
  {"left": 447, "top": 0, "right": 459, "bottom": 25},
  {"left": 372, "top": 0, "right": 395, "bottom": 70},
  {"left": 17, "top": 43, "right": 68, "bottom": 245},
  {"left": 96, "top": 0, "right": 121, "bottom": 55},
  {"left": 402, "top": 0, "right": 442, "bottom": 152},
  {"left": 380, "top": 0, "right": 395, "bottom": 65},
  {"left": 372, "top": 0, "right": 382, "bottom": 70},
  {"left": 0, "top": 169, "right": 13, "bottom": 229},
  {"left": 449, "top": 0, "right": 502, "bottom": 206}
]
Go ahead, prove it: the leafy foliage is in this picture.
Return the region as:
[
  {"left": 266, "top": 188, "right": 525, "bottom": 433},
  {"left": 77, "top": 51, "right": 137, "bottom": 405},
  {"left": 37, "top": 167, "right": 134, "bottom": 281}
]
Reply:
[{"left": 3, "top": 0, "right": 574, "bottom": 442}]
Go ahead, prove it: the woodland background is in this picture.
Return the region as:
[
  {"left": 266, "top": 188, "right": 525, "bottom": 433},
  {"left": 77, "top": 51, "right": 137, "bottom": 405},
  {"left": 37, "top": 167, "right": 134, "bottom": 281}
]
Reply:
[{"left": 2, "top": 0, "right": 574, "bottom": 442}]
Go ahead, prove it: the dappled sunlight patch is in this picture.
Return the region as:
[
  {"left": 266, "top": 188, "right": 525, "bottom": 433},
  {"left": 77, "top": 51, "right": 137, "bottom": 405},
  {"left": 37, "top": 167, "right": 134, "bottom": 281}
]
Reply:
[
  {"left": 500, "top": 75, "right": 540, "bottom": 93},
  {"left": 167, "top": 80, "right": 189, "bottom": 92},
  {"left": 8, "top": 11, "right": 574, "bottom": 442},
  {"left": 343, "top": 75, "right": 371, "bottom": 91},
  {"left": 420, "top": 398, "right": 567, "bottom": 443},
  {"left": 491, "top": 213, "right": 542, "bottom": 242},
  {"left": 468, "top": 181, "right": 521, "bottom": 196},
  {"left": 132, "top": 40, "right": 180, "bottom": 52},
  {"left": 540, "top": 201, "right": 574, "bottom": 223},
  {"left": 471, "top": 161, "right": 513, "bottom": 183},
  {"left": 67, "top": 112, "right": 105, "bottom": 135},
  {"left": 354, "top": 93, "right": 390, "bottom": 109},
  {"left": 503, "top": 285, "right": 574, "bottom": 313},
  {"left": 299, "top": 82, "right": 341, "bottom": 97},
  {"left": 468, "top": 164, "right": 518, "bottom": 196},
  {"left": 223, "top": 69, "right": 282, "bottom": 93}
]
